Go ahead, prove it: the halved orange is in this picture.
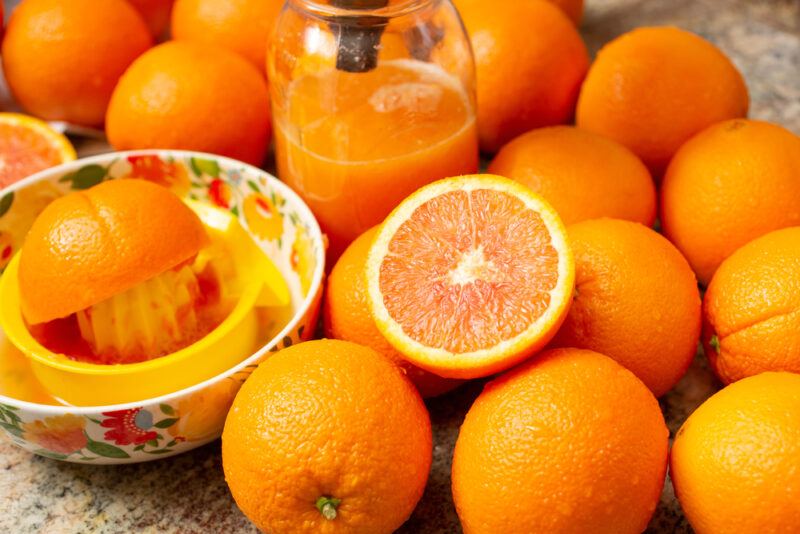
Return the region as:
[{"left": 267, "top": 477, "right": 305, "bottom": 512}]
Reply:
[
  {"left": 365, "top": 174, "right": 575, "bottom": 379},
  {"left": 0, "top": 113, "right": 77, "bottom": 189}
]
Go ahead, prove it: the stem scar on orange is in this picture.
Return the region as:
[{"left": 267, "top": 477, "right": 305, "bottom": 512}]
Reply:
[
  {"left": 221, "top": 339, "right": 432, "bottom": 534},
  {"left": 365, "top": 174, "right": 575, "bottom": 379},
  {"left": 703, "top": 226, "right": 800, "bottom": 384}
]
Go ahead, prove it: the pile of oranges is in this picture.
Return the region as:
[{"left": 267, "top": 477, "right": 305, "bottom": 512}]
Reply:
[
  {"left": 0, "top": 0, "right": 278, "bottom": 169},
  {"left": 221, "top": 2, "right": 800, "bottom": 533},
  {"left": 1, "top": 0, "right": 799, "bottom": 533}
]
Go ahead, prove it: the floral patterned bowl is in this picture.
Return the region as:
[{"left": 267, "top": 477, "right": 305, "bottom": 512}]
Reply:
[{"left": 0, "top": 150, "right": 325, "bottom": 464}]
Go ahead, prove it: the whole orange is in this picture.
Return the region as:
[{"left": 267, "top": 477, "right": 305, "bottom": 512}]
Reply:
[
  {"left": 549, "top": 218, "right": 701, "bottom": 397},
  {"left": 2, "top": 0, "right": 152, "bottom": 127},
  {"left": 488, "top": 126, "right": 656, "bottom": 226},
  {"left": 454, "top": 0, "right": 589, "bottom": 153},
  {"left": 703, "top": 227, "right": 800, "bottom": 384},
  {"left": 452, "top": 348, "right": 668, "bottom": 534},
  {"left": 324, "top": 227, "right": 462, "bottom": 398},
  {"left": 661, "top": 119, "right": 800, "bottom": 285},
  {"left": 577, "top": 26, "right": 748, "bottom": 176},
  {"left": 127, "top": 0, "right": 174, "bottom": 38},
  {"left": 222, "top": 339, "right": 432, "bottom": 534},
  {"left": 671, "top": 372, "right": 800, "bottom": 533},
  {"left": 171, "top": 0, "right": 284, "bottom": 73},
  {"left": 106, "top": 41, "right": 272, "bottom": 166}
]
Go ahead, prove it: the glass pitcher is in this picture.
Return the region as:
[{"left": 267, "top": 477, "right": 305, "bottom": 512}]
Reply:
[{"left": 268, "top": 0, "right": 478, "bottom": 260}]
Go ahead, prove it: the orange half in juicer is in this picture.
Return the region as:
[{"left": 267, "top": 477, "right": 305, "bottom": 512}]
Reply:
[{"left": 0, "top": 179, "right": 289, "bottom": 406}]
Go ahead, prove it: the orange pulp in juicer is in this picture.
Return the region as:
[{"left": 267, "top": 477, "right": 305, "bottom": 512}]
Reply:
[
  {"left": 15, "top": 179, "right": 231, "bottom": 366},
  {"left": 29, "top": 256, "right": 229, "bottom": 366},
  {"left": 274, "top": 59, "right": 479, "bottom": 259}
]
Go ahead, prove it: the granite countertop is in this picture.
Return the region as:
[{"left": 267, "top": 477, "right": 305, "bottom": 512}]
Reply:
[{"left": 1, "top": 0, "right": 798, "bottom": 532}]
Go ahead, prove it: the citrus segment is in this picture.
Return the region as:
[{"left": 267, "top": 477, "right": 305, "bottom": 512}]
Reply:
[
  {"left": 366, "top": 175, "right": 574, "bottom": 379},
  {"left": 0, "top": 113, "right": 76, "bottom": 189}
]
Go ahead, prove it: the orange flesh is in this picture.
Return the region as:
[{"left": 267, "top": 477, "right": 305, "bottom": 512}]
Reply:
[
  {"left": 379, "top": 188, "right": 559, "bottom": 353},
  {"left": 0, "top": 298, "right": 291, "bottom": 407},
  {"left": 30, "top": 263, "right": 226, "bottom": 365},
  {"left": 0, "top": 123, "right": 65, "bottom": 188},
  {"left": 273, "top": 60, "right": 478, "bottom": 258}
]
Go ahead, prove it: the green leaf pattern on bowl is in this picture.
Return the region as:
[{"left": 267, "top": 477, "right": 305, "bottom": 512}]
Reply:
[{"left": 0, "top": 151, "right": 323, "bottom": 463}]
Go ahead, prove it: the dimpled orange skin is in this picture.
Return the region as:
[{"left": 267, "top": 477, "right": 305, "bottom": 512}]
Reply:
[
  {"left": 171, "top": 0, "right": 284, "bottom": 73},
  {"left": 222, "top": 339, "right": 432, "bottom": 534},
  {"left": 661, "top": 119, "right": 800, "bottom": 286},
  {"left": 106, "top": 41, "right": 271, "bottom": 167},
  {"left": 670, "top": 372, "right": 800, "bottom": 534},
  {"left": 1, "top": 0, "right": 152, "bottom": 127},
  {"left": 452, "top": 348, "right": 669, "bottom": 534},
  {"left": 549, "top": 219, "right": 701, "bottom": 397},
  {"left": 454, "top": 0, "right": 589, "bottom": 153},
  {"left": 576, "top": 26, "right": 748, "bottom": 176},
  {"left": 19, "top": 179, "right": 209, "bottom": 325},
  {"left": 324, "top": 227, "right": 463, "bottom": 398},
  {"left": 703, "top": 227, "right": 800, "bottom": 384},
  {"left": 488, "top": 126, "right": 656, "bottom": 226}
]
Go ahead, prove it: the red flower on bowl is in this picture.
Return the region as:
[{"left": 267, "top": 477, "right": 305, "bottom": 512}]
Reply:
[
  {"left": 100, "top": 408, "right": 158, "bottom": 446},
  {"left": 126, "top": 155, "right": 190, "bottom": 196},
  {"left": 209, "top": 179, "right": 232, "bottom": 208}
]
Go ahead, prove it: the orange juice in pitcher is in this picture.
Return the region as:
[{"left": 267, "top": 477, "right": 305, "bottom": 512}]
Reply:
[{"left": 269, "top": 0, "right": 478, "bottom": 259}]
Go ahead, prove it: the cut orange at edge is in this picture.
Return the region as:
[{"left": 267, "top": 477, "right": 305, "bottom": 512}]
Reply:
[
  {"left": 0, "top": 113, "right": 77, "bottom": 189},
  {"left": 365, "top": 174, "right": 575, "bottom": 379}
]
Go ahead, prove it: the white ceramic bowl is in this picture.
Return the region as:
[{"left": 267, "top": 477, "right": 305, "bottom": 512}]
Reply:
[{"left": 0, "top": 150, "right": 325, "bottom": 464}]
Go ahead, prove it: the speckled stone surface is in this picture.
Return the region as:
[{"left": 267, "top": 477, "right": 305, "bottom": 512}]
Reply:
[{"left": 1, "top": 0, "right": 798, "bottom": 532}]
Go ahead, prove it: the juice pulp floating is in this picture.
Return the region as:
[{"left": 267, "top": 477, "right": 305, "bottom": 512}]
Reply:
[{"left": 273, "top": 59, "right": 479, "bottom": 259}]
